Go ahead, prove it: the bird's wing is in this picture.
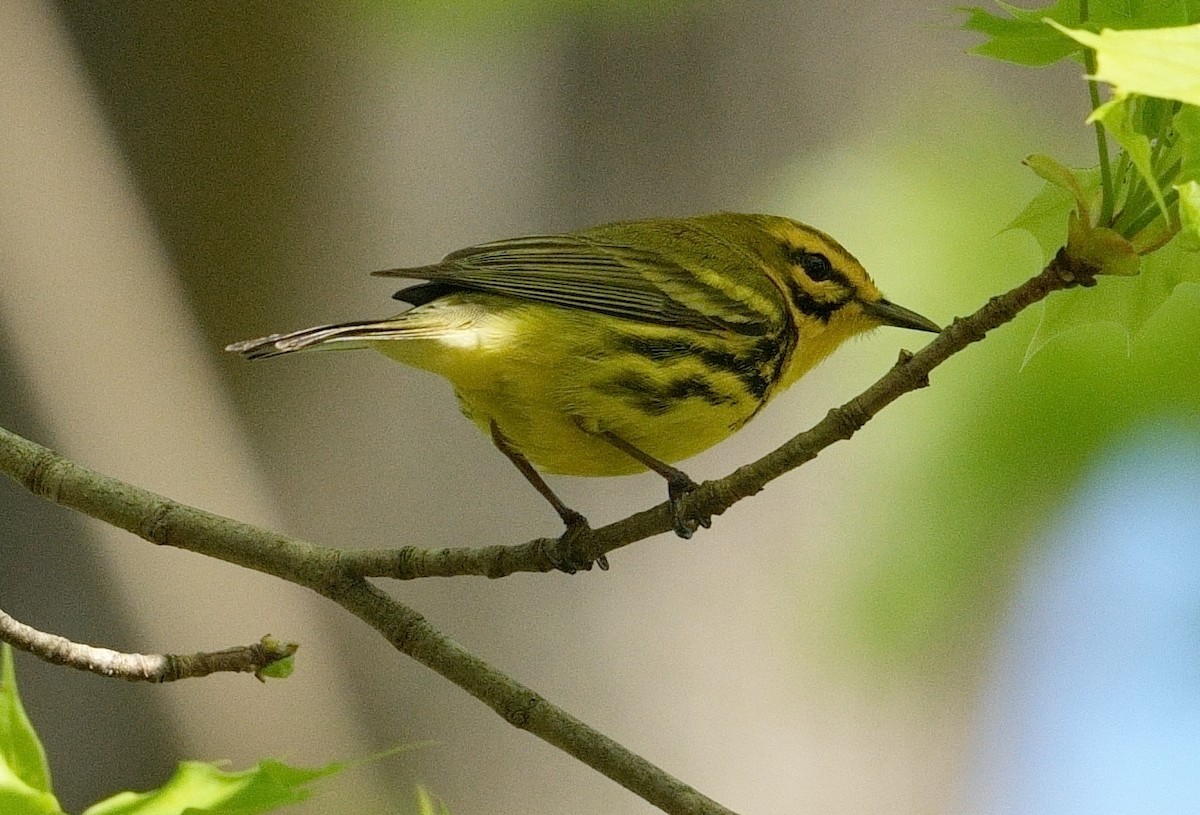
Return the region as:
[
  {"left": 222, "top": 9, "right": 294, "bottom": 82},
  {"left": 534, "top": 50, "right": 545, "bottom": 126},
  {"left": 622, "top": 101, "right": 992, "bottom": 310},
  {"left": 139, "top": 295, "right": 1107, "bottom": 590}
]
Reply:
[{"left": 372, "top": 226, "right": 785, "bottom": 336}]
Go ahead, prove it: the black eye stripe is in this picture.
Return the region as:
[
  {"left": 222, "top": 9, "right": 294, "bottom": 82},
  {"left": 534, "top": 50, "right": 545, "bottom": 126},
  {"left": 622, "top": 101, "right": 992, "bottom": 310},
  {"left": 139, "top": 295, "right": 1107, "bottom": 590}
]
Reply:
[{"left": 785, "top": 278, "right": 840, "bottom": 322}]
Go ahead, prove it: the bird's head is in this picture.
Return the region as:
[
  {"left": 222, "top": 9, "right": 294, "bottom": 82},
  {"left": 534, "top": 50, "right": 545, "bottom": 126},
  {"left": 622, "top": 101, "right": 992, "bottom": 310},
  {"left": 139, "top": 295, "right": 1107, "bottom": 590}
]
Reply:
[{"left": 748, "top": 213, "right": 940, "bottom": 335}]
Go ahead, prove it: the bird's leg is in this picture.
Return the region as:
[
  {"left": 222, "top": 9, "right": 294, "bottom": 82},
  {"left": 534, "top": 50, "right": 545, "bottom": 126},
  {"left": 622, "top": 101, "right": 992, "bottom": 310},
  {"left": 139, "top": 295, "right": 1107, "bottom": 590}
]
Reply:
[
  {"left": 489, "top": 421, "right": 606, "bottom": 572},
  {"left": 597, "top": 431, "right": 712, "bottom": 540},
  {"left": 489, "top": 421, "right": 585, "bottom": 529}
]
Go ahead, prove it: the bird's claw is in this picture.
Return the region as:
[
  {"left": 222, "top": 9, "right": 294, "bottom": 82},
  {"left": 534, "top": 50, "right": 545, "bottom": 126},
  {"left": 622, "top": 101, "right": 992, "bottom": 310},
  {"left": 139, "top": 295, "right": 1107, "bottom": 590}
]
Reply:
[
  {"left": 543, "top": 513, "right": 608, "bottom": 573},
  {"left": 666, "top": 473, "right": 711, "bottom": 539}
]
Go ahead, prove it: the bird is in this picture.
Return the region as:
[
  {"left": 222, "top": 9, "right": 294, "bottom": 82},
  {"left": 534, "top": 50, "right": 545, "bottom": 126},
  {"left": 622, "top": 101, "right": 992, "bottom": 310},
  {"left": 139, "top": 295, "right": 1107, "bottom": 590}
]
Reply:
[{"left": 227, "top": 213, "right": 939, "bottom": 557}]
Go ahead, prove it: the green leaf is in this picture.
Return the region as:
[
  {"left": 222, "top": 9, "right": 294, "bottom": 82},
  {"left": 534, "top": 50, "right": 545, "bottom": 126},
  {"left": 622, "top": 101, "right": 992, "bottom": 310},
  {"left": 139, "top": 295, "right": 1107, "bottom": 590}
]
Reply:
[
  {"left": 1134, "top": 95, "right": 1175, "bottom": 136},
  {"left": 960, "top": 0, "right": 1200, "bottom": 67},
  {"left": 0, "top": 765, "right": 64, "bottom": 815},
  {"left": 1025, "top": 234, "right": 1200, "bottom": 363},
  {"left": 1011, "top": 162, "right": 1199, "bottom": 364},
  {"left": 959, "top": 2, "right": 1083, "bottom": 65},
  {"left": 1051, "top": 21, "right": 1200, "bottom": 105},
  {"left": 1176, "top": 179, "right": 1200, "bottom": 248},
  {"left": 1067, "top": 209, "right": 1142, "bottom": 276},
  {"left": 1177, "top": 103, "right": 1200, "bottom": 182},
  {"left": 1091, "top": 97, "right": 1169, "bottom": 219},
  {"left": 252, "top": 636, "right": 298, "bottom": 681},
  {"left": 255, "top": 654, "right": 294, "bottom": 680},
  {"left": 1007, "top": 164, "right": 1101, "bottom": 262},
  {"left": 1089, "top": 0, "right": 1199, "bottom": 27},
  {"left": 0, "top": 646, "right": 53, "bottom": 797},
  {"left": 0, "top": 647, "right": 62, "bottom": 815},
  {"left": 81, "top": 759, "right": 342, "bottom": 815},
  {"left": 1023, "top": 153, "right": 1097, "bottom": 222}
]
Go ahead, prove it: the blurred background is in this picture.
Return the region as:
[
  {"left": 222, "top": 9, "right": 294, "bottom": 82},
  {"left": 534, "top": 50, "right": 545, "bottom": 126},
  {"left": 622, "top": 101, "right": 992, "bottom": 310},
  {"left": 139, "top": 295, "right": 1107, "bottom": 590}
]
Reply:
[{"left": 2, "top": 1, "right": 1198, "bottom": 813}]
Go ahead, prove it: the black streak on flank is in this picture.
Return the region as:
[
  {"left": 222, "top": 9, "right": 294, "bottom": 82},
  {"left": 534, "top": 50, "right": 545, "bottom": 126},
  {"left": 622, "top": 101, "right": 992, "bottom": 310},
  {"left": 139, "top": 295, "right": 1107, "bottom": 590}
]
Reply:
[
  {"left": 613, "top": 334, "right": 776, "bottom": 401},
  {"left": 613, "top": 334, "right": 693, "bottom": 361},
  {"left": 600, "top": 371, "right": 738, "bottom": 416},
  {"left": 758, "top": 333, "right": 793, "bottom": 399}
]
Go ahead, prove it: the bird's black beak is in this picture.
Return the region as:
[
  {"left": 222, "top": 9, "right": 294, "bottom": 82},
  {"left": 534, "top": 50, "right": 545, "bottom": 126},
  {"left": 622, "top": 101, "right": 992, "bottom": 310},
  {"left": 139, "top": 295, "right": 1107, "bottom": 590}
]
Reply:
[{"left": 861, "top": 298, "right": 941, "bottom": 333}]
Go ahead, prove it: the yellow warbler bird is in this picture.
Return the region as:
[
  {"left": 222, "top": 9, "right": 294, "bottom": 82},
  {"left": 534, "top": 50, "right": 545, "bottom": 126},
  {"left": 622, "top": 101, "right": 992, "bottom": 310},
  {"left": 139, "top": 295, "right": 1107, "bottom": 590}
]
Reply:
[{"left": 227, "top": 213, "right": 938, "bottom": 545}]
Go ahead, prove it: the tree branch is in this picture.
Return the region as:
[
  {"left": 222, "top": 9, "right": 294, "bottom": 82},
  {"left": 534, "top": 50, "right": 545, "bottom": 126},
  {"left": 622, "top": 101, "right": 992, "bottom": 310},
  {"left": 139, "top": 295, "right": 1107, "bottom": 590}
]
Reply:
[
  {"left": 325, "top": 576, "right": 739, "bottom": 815},
  {"left": 0, "top": 249, "right": 1094, "bottom": 815},
  {"left": 0, "top": 428, "right": 736, "bottom": 814},
  {"left": 0, "top": 608, "right": 296, "bottom": 682}
]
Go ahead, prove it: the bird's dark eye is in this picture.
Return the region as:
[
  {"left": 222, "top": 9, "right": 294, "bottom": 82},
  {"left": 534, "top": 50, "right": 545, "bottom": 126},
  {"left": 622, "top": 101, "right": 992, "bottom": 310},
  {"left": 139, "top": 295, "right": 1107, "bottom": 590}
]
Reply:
[{"left": 790, "top": 249, "right": 834, "bottom": 282}]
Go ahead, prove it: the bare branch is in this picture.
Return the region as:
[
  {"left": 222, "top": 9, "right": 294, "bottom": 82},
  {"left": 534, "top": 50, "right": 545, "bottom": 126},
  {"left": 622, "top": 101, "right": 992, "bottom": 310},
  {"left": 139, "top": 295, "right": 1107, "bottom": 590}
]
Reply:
[
  {"left": 0, "top": 609, "right": 296, "bottom": 682},
  {"left": 0, "top": 430, "right": 738, "bottom": 814},
  {"left": 325, "top": 576, "right": 741, "bottom": 815},
  {"left": 0, "top": 249, "right": 1094, "bottom": 815}
]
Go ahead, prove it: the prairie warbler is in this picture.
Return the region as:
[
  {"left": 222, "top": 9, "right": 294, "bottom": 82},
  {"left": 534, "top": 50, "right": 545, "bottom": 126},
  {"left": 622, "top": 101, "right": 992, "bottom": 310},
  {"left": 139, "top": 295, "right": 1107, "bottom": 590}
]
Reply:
[{"left": 228, "top": 213, "right": 938, "bottom": 548}]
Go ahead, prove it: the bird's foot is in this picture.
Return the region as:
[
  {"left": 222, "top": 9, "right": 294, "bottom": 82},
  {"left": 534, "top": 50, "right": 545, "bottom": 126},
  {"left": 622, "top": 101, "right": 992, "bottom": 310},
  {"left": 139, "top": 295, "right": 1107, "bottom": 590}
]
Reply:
[
  {"left": 542, "top": 511, "right": 608, "bottom": 573},
  {"left": 666, "top": 473, "right": 712, "bottom": 540}
]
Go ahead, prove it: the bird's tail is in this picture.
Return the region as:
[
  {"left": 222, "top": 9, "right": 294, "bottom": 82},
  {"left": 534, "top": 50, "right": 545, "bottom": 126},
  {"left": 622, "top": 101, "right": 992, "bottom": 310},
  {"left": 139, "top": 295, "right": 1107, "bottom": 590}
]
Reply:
[
  {"left": 227, "top": 301, "right": 485, "bottom": 359},
  {"left": 226, "top": 320, "right": 405, "bottom": 359}
]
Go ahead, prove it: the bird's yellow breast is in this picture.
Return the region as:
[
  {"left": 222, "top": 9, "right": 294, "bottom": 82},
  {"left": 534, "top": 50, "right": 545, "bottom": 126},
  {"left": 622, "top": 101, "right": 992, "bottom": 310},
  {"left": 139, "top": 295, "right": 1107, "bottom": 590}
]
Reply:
[{"left": 373, "top": 294, "right": 796, "bottom": 476}]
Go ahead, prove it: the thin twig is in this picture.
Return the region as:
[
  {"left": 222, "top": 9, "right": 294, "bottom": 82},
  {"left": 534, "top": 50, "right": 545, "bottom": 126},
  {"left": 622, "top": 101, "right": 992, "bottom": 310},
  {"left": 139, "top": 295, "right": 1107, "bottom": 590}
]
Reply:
[{"left": 0, "top": 609, "right": 296, "bottom": 682}]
